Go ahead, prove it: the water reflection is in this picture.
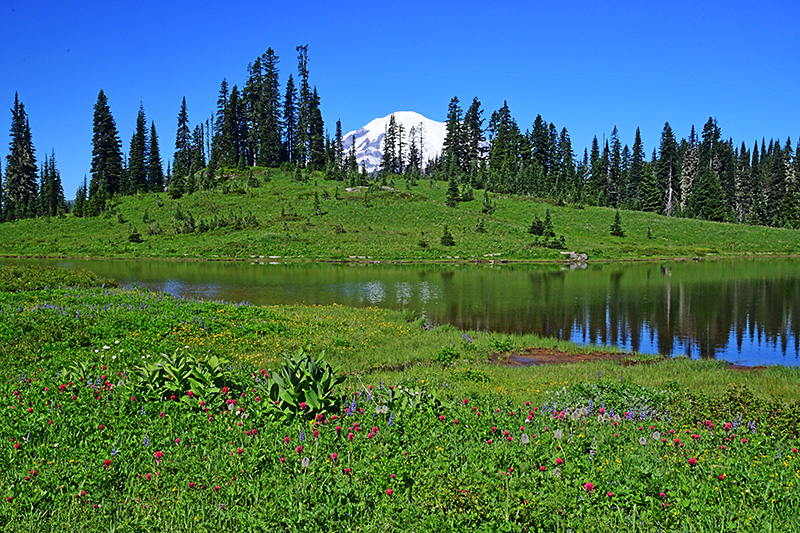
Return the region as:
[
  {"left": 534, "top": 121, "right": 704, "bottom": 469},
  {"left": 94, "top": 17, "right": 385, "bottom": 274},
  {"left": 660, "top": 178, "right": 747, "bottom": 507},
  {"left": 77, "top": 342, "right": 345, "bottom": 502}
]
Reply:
[{"left": 5, "top": 258, "right": 799, "bottom": 367}]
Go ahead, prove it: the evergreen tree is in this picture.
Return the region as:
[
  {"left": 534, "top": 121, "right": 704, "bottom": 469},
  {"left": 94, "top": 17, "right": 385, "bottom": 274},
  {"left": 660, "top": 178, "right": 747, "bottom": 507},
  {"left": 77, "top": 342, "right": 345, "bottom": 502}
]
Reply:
[
  {"left": 657, "top": 123, "right": 678, "bottom": 216},
  {"left": 283, "top": 74, "right": 297, "bottom": 164},
  {"left": 259, "top": 48, "right": 283, "bottom": 167},
  {"left": 307, "top": 87, "right": 325, "bottom": 170},
  {"left": 211, "top": 79, "right": 230, "bottom": 169},
  {"left": 440, "top": 225, "right": 455, "bottom": 246},
  {"left": 679, "top": 126, "right": 698, "bottom": 212},
  {"left": 173, "top": 97, "right": 192, "bottom": 181},
  {"left": 88, "top": 90, "right": 123, "bottom": 215},
  {"left": 4, "top": 93, "right": 38, "bottom": 219},
  {"left": 445, "top": 175, "right": 459, "bottom": 207},
  {"left": 334, "top": 119, "right": 344, "bottom": 174},
  {"left": 463, "top": 97, "right": 485, "bottom": 171},
  {"left": 406, "top": 125, "right": 421, "bottom": 177},
  {"left": 295, "top": 45, "right": 311, "bottom": 167},
  {"left": 627, "top": 128, "right": 644, "bottom": 209},
  {"left": 127, "top": 104, "right": 148, "bottom": 193},
  {"left": 734, "top": 142, "right": 751, "bottom": 222},
  {"left": 555, "top": 128, "right": 576, "bottom": 201},
  {"left": 639, "top": 165, "right": 662, "bottom": 212},
  {"left": 442, "top": 96, "right": 466, "bottom": 175},
  {"left": 38, "top": 149, "right": 66, "bottom": 217},
  {"left": 607, "top": 126, "right": 623, "bottom": 207},
  {"left": 687, "top": 165, "right": 726, "bottom": 221},
  {"left": 72, "top": 177, "right": 87, "bottom": 217},
  {"left": 610, "top": 210, "right": 625, "bottom": 237},
  {"left": 147, "top": 122, "right": 164, "bottom": 191}
]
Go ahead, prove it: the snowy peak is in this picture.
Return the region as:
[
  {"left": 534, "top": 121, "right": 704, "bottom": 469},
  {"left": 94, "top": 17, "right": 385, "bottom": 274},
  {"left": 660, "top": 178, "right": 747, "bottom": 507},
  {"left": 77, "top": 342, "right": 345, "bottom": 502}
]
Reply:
[{"left": 341, "top": 111, "right": 445, "bottom": 173}]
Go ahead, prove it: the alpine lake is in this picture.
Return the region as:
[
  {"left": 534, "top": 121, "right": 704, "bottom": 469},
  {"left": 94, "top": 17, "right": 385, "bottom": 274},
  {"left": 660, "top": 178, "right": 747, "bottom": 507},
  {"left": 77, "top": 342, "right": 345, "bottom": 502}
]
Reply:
[{"left": 5, "top": 256, "right": 800, "bottom": 368}]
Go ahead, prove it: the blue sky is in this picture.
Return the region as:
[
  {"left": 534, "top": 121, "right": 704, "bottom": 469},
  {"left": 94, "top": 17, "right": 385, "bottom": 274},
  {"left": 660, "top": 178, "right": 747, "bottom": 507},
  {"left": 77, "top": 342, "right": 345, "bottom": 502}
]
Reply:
[{"left": 2, "top": 0, "right": 799, "bottom": 198}]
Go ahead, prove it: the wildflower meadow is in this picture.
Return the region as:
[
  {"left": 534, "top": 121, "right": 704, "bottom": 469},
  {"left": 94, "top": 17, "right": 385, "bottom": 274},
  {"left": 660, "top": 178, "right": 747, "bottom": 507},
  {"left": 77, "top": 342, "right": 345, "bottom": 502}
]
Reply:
[{"left": 1, "top": 265, "right": 799, "bottom": 532}]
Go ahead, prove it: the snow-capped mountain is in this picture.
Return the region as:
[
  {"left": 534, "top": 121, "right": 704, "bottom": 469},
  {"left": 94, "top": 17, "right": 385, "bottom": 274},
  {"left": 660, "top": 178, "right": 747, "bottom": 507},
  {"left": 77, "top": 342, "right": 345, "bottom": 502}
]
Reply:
[{"left": 341, "top": 111, "right": 446, "bottom": 174}]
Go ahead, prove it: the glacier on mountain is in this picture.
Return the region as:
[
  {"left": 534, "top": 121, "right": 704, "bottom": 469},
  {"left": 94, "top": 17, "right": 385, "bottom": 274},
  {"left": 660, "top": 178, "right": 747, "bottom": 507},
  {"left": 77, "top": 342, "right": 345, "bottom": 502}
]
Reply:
[{"left": 341, "top": 111, "right": 446, "bottom": 174}]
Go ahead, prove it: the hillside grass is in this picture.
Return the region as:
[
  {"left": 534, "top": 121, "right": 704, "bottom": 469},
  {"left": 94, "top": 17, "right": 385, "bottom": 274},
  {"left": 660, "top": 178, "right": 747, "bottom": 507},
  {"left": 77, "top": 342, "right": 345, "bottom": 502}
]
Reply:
[{"left": 1, "top": 168, "right": 800, "bottom": 261}]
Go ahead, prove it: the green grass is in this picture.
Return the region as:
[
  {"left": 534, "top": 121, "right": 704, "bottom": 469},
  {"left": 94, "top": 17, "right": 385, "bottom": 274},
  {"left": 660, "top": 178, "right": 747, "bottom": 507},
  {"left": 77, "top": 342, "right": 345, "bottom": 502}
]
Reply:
[
  {"left": 1, "top": 265, "right": 800, "bottom": 531},
  {"left": 2, "top": 168, "right": 800, "bottom": 261}
]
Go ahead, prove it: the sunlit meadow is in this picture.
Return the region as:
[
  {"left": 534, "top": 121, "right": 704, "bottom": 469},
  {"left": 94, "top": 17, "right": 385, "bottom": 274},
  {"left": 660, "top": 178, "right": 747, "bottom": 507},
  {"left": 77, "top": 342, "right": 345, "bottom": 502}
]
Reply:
[{"left": 1, "top": 266, "right": 799, "bottom": 532}]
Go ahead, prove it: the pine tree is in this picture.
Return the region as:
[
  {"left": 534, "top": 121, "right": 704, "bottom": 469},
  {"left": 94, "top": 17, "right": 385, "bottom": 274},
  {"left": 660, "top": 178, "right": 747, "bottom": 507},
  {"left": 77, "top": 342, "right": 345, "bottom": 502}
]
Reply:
[
  {"left": 608, "top": 126, "right": 623, "bottom": 207},
  {"left": 283, "top": 74, "right": 297, "bottom": 164},
  {"left": 72, "top": 177, "right": 87, "bottom": 217},
  {"left": 334, "top": 119, "right": 344, "bottom": 174},
  {"left": 88, "top": 90, "right": 123, "bottom": 215},
  {"left": 260, "top": 48, "right": 283, "bottom": 167},
  {"left": 38, "top": 149, "right": 65, "bottom": 217},
  {"left": 627, "top": 128, "right": 644, "bottom": 209},
  {"left": 406, "top": 125, "right": 421, "bottom": 177},
  {"left": 440, "top": 225, "right": 455, "bottom": 246},
  {"left": 442, "top": 97, "right": 465, "bottom": 175},
  {"left": 4, "top": 93, "right": 38, "bottom": 220},
  {"left": 307, "top": 87, "right": 325, "bottom": 171},
  {"left": 147, "top": 122, "right": 164, "bottom": 191},
  {"left": 687, "top": 165, "right": 726, "bottom": 221},
  {"left": 295, "top": 45, "right": 311, "bottom": 167},
  {"left": 445, "top": 175, "right": 459, "bottom": 207},
  {"left": 639, "top": 165, "right": 662, "bottom": 213},
  {"left": 610, "top": 210, "right": 625, "bottom": 237},
  {"left": 127, "top": 104, "right": 148, "bottom": 193},
  {"left": 679, "top": 126, "right": 698, "bottom": 212},
  {"left": 463, "top": 97, "right": 485, "bottom": 171},
  {"left": 173, "top": 97, "right": 192, "bottom": 182},
  {"left": 657, "top": 123, "right": 678, "bottom": 216}
]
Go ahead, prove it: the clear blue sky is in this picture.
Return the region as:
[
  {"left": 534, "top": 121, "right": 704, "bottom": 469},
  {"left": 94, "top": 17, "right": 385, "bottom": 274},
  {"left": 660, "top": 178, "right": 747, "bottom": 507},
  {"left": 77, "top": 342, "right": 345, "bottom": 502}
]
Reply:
[{"left": 2, "top": 0, "right": 799, "bottom": 198}]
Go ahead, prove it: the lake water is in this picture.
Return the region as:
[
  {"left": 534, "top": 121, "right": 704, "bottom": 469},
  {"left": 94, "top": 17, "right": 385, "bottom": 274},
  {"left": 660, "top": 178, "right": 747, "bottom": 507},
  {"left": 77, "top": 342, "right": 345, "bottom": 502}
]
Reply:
[{"left": 6, "top": 257, "right": 800, "bottom": 368}]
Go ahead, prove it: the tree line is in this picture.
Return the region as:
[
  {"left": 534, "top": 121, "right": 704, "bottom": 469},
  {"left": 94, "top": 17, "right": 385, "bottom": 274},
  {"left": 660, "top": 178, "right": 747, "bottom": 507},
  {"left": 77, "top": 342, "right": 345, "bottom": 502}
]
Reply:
[
  {"left": 1, "top": 45, "right": 337, "bottom": 221},
  {"left": 434, "top": 97, "right": 800, "bottom": 228},
  {"left": 3, "top": 54, "right": 800, "bottom": 230}
]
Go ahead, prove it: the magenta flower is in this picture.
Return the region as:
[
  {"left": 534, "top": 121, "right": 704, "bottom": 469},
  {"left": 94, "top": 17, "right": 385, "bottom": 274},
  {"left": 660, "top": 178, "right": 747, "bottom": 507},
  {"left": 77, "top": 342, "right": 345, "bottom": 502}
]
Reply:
[
  {"left": 153, "top": 450, "right": 164, "bottom": 463},
  {"left": 555, "top": 458, "right": 564, "bottom": 465},
  {"left": 331, "top": 453, "right": 338, "bottom": 462},
  {"left": 688, "top": 457, "right": 697, "bottom": 466},
  {"left": 583, "top": 482, "right": 594, "bottom": 492},
  {"left": 386, "top": 489, "right": 393, "bottom": 495}
]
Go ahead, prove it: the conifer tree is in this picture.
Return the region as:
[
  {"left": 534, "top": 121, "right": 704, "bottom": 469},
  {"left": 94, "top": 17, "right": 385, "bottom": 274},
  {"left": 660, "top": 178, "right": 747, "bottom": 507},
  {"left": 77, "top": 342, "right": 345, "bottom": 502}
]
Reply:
[
  {"left": 463, "top": 97, "right": 485, "bottom": 171},
  {"left": 442, "top": 97, "right": 465, "bottom": 174},
  {"left": 608, "top": 126, "right": 623, "bottom": 207},
  {"left": 627, "top": 128, "right": 644, "bottom": 208},
  {"left": 334, "top": 119, "right": 344, "bottom": 174},
  {"left": 295, "top": 45, "right": 311, "bottom": 167},
  {"left": 127, "top": 104, "right": 148, "bottom": 194},
  {"left": 282, "top": 75, "right": 297, "bottom": 164},
  {"left": 679, "top": 126, "right": 698, "bottom": 212},
  {"left": 440, "top": 225, "right": 455, "bottom": 246},
  {"left": 147, "top": 122, "right": 164, "bottom": 191},
  {"left": 610, "top": 210, "right": 625, "bottom": 237},
  {"left": 445, "top": 175, "right": 459, "bottom": 207},
  {"left": 88, "top": 90, "right": 123, "bottom": 215},
  {"left": 38, "top": 149, "right": 66, "bottom": 217},
  {"left": 4, "top": 93, "right": 38, "bottom": 220},
  {"left": 657, "top": 123, "right": 678, "bottom": 216},
  {"left": 307, "top": 88, "right": 325, "bottom": 170},
  {"left": 72, "top": 177, "right": 87, "bottom": 217},
  {"left": 173, "top": 97, "right": 192, "bottom": 181},
  {"left": 260, "top": 48, "right": 283, "bottom": 167}
]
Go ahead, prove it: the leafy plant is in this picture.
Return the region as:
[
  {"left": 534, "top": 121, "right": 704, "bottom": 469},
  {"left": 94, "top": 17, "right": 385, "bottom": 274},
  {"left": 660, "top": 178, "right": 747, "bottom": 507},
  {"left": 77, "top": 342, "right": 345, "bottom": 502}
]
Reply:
[
  {"left": 130, "top": 349, "right": 235, "bottom": 406},
  {"left": 435, "top": 344, "right": 459, "bottom": 366},
  {"left": 263, "top": 347, "right": 344, "bottom": 421}
]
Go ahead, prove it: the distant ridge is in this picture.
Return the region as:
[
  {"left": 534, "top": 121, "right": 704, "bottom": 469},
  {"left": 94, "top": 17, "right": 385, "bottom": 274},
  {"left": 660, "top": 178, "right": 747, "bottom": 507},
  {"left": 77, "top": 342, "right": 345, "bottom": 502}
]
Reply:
[{"left": 341, "top": 111, "right": 446, "bottom": 173}]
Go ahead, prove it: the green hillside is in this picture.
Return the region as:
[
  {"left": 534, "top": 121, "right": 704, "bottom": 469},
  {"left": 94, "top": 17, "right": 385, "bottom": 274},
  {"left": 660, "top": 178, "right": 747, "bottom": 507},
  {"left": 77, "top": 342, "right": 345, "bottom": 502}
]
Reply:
[{"left": 1, "top": 168, "right": 799, "bottom": 261}]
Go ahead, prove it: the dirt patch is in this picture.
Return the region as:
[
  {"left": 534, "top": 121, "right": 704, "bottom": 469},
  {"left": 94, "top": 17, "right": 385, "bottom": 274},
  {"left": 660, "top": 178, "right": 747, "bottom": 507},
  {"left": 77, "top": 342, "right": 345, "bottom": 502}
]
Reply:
[{"left": 492, "top": 348, "right": 665, "bottom": 367}]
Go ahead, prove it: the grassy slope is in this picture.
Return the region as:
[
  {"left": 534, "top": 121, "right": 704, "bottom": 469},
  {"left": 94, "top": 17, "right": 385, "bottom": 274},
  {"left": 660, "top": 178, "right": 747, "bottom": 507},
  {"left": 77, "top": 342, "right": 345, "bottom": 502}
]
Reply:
[{"left": 1, "top": 168, "right": 800, "bottom": 260}]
